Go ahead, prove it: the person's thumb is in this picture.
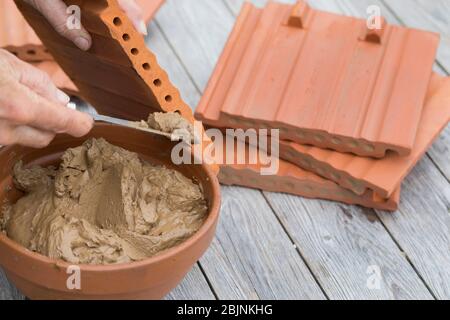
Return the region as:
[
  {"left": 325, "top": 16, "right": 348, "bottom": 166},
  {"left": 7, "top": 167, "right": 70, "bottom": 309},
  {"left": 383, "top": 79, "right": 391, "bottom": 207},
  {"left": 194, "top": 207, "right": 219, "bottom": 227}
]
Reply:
[{"left": 24, "top": 0, "right": 92, "bottom": 51}]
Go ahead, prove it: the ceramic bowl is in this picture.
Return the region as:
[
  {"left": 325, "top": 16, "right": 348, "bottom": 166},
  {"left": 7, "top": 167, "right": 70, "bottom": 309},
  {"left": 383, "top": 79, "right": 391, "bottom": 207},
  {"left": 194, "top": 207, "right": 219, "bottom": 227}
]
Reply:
[{"left": 0, "top": 123, "right": 221, "bottom": 299}]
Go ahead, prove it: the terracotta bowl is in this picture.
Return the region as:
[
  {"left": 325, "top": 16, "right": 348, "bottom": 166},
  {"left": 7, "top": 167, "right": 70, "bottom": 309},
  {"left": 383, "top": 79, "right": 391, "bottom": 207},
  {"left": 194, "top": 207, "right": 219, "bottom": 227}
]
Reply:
[{"left": 0, "top": 123, "right": 221, "bottom": 300}]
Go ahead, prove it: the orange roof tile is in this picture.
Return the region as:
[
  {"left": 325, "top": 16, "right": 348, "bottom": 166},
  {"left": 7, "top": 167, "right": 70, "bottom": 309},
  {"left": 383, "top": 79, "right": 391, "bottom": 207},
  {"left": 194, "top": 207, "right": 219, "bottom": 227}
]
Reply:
[
  {"left": 196, "top": 1, "right": 440, "bottom": 157},
  {"left": 217, "top": 72, "right": 450, "bottom": 198},
  {"left": 219, "top": 141, "right": 400, "bottom": 211},
  {"left": 198, "top": 63, "right": 449, "bottom": 198},
  {"left": 279, "top": 73, "right": 450, "bottom": 198},
  {"left": 0, "top": 0, "right": 51, "bottom": 61}
]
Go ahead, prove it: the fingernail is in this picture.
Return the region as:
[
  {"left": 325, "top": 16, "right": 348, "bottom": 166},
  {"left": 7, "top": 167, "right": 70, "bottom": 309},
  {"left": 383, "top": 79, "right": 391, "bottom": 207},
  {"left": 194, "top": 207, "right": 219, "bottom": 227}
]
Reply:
[
  {"left": 138, "top": 21, "right": 148, "bottom": 36},
  {"left": 66, "top": 102, "right": 77, "bottom": 110},
  {"left": 57, "top": 89, "right": 70, "bottom": 104},
  {"left": 74, "top": 37, "right": 90, "bottom": 51}
]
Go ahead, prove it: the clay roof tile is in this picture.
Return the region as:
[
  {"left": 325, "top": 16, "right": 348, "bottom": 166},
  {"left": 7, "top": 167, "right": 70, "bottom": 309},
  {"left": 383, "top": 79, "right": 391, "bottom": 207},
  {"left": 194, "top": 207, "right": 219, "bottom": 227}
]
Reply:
[{"left": 196, "top": 1, "right": 440, "bottom": 158}]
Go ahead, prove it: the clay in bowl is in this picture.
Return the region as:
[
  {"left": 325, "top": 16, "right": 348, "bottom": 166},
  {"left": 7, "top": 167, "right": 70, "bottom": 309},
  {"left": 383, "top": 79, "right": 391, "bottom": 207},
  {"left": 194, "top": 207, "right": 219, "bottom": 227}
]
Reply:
[{"left": 0, "top": 123, "right": 221, "bottom": 300}]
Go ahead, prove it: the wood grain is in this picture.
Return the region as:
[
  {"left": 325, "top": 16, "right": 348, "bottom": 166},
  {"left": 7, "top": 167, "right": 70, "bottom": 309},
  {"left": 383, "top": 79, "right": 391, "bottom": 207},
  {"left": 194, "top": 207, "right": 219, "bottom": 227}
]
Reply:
[
  {"left": 263, "top": 192, "right": 433, "bottom": 299},
  {"left": 377, "top": 157, "right": 450, "bottom": 299},
  {"left": 199, "top": 187, "right": 325, "bottom": 299},
  {"left": 310, "top": 0, "right": 450, "bottom": 299},
  {"left": 165, "top": 264, "right": 216, "bottom": 300},
  {"left": 0, "top": 268, "right": 25, "bottom": 300}
]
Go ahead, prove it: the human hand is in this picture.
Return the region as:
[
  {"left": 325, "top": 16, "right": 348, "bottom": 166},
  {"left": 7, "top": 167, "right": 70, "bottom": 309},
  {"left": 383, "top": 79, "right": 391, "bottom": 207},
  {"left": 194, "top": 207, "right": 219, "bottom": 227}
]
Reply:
[
  {"left": 0, "top": 49, "right": 93, "bottom": 148},
  {"left": 23, "top": 0, "right": 148, "bottom": 51}
]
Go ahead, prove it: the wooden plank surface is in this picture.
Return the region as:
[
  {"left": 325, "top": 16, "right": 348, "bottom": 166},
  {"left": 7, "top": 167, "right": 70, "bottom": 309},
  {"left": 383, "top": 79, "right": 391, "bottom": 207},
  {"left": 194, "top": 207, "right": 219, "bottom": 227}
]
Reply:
[
  {"left": 0, "top": 269, "right": 25, "bottom": 300},
  {"left": 200, "top": 187, "right": 325, "bottom": 299},
  {"left": 263, "top": 192, "right": 433, "bottom": 299},
  {"left": 165, "top": 264, "right": 216, "bottom": 300},
  {"left": 376, "top": 158, "right": 450, "bottom": 299}
]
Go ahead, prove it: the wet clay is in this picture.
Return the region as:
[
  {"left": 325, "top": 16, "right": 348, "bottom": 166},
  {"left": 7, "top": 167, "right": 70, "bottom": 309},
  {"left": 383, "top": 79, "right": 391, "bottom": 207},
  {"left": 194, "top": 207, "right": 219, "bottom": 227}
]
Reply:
[
  {"left": 139, "top": 112, "right": 196, "bottom": 143},
  {"left": 0, "top": 138, "right": 207, "bottom": 265}
]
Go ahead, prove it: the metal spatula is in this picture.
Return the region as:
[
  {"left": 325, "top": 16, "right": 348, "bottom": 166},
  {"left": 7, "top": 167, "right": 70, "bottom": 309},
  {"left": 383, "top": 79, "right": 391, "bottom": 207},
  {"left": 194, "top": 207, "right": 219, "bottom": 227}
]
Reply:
[
  {"left": 67, "top": 103, "right": 183, "bottom": 142},
  {"left": 92, "top": 114, "right": 183, "bottom": 141}
]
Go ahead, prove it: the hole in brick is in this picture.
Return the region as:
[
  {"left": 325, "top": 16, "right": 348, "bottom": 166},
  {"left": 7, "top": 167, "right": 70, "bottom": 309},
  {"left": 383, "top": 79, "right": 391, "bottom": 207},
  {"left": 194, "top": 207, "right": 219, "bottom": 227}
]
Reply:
[
  {"left": 174, "top": 110, "right": 181, "bottom": 114},
  {"left": 11, "top": 51, "right": 18, "bottom": 56},
  {"left": 113, "top": 17, "right": 122, "bottom": 26},
  {"left": 27, "top": 49, "right": 36, "bottom": 55},
  {"left": 142, "top": 63, "right": 150, "bottom": 70},
  {"left": 131, "top": 48, "right": 139, "bottom": 55},
  {"left": 122, "top": 33, "right": 130, "bottom": 41},
  {"left": 153, "top": 79, "right": 162, "bottom": 86},
  {"left": 165, "top": 95, "right": 173, "bottom": 102}
]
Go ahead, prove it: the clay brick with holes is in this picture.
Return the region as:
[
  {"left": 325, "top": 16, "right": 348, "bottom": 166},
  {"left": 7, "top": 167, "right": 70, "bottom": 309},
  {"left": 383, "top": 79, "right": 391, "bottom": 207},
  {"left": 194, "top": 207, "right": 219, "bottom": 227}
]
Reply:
[
  {"left": 1, "top": 0, "right": 164, "bottom": 63},
  {"left": 2, "top": 0, "right": 165, "bottom": 99},
  {"left": 0, "top": 0, "right": 52, "bottom": 62},
  {"left": 15, "top": 0, "right": 218, "bottom": 174},
  {"left": 199, "top": 64, "right": 450, "bottom": 200},
  {"left": 218, "top": 139, "right": 400, "bottom": 211},
  {"left": 15, "top": 0, "right": 191, "bottom": 121},
  {"left": 196, "top": 1, "right": 440, "bottom": 157},
  {"left": 277, "top": 74, "right": 450, "bottom": 198}
]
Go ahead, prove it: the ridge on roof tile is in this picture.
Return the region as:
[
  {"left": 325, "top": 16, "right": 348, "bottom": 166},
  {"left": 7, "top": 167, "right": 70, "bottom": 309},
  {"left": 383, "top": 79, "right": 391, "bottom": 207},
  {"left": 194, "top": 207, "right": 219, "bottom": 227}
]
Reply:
[
  {"left": 218, "top": 139, "right": 400, "bottom": 211},
  {"left": 1, "top": 0, "right": 164, "bottom": 63},
  {"left": 196, "top": 1, "right": 440, "bottom": 158},
  {"left": 278, "top": 73, "right": 450, "bottom": 198},
  {"left": 0, "top": 0, "right": 52, "bottom": 62}
]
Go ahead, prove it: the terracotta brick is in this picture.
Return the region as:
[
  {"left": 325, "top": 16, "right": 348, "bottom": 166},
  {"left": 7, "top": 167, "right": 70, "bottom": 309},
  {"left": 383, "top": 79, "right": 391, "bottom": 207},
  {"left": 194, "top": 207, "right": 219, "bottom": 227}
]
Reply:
[
  {"left": 0, "top": 0, "right": 52, "bottom": 62},
  {"left": 15, "top": 0, "right": 193, "bottom": 121},
  {"left": 198, "top": 65, "right": 449, "bottom": 198},
  {"left": 218, "top": 140, "right": 400, "bottom": 211},
  {"left": 2, "top": 0, "right": 166, "bottom": 99},
  {"left": 278, "top": 74, "right": 450, "bottom": 198},
  {"left": 196, "top": 1, "right": 440, "bottom": 157},
  {"left": 1, "top": 0, "right": 163, "bottom": 62}
]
